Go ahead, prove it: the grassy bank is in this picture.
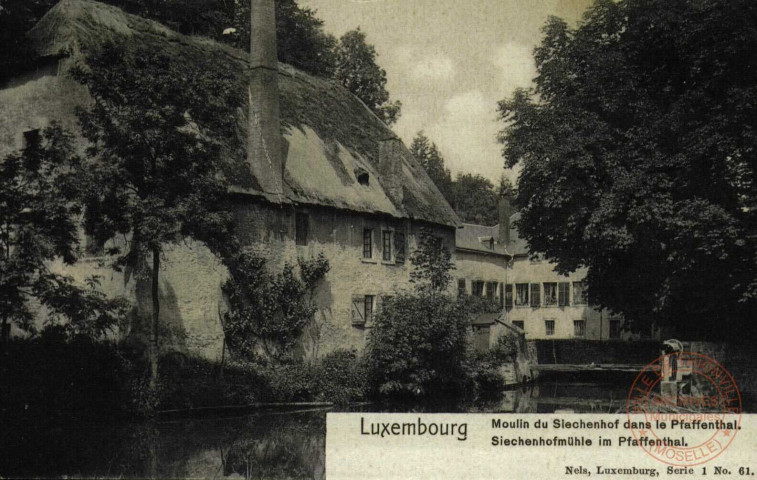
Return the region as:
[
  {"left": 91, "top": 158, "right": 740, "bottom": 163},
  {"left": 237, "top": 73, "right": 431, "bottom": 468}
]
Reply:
[{"left": 0, "top": 332, "right": 368, "bottom": 424}]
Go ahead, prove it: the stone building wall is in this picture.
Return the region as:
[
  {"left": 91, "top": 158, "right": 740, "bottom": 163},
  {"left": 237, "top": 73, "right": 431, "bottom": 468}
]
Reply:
[
  {"left": 506, "top": 256, "right": 622, "bottom": 341},
  {"left": 454, "top": 250, "right": 507, "bottom": 301},
  {"left": 232, "top": 200, "right": 456, "bottom": 359}
]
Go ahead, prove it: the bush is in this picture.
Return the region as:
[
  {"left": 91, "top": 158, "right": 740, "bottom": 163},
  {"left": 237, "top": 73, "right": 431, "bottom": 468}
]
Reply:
[
  {"left": 314, "top": 349, "right": 367, "bottom": 405},
  {"left": 365, "top": 292, "right": 474, "bottom": 400}
]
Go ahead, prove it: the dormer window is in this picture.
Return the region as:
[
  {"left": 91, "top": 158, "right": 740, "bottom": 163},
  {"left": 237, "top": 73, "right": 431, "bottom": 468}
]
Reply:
[{"left": 357, "top": 172, "right": 370, "bottom": 186}]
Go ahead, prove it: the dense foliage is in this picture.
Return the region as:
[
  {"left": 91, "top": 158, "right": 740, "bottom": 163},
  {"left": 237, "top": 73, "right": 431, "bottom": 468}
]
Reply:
[
  {"left": 72, "top": 41, "right": 242, "bottom": 385},
  {"left": 335, "top": 29, "right": 402, "bottom": 125},
  {"left": 222, "top": 252, "right": 330, "bottom": 363},
  {"left": 498, "top": 0, "right": 757, "bottom": 339},
  {"left": 0, "top": 125, "right": 128, "bottom": 340},
  {"left": 365, "top": 292, "right": 473, "bottom": 399}
]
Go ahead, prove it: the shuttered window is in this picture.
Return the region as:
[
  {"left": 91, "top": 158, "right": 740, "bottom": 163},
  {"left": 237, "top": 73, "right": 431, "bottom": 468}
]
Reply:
[
  {"left": 472, "top": 281, "right": 485, "bottom": 297},
  {"left": 544, "top": 283, "right": 557, "bottom": 306},
  {"left": 558, "top": 282, "right": 570, "bottom": 306},
  {"left": 486, "top": 282, "right": 496, "bottom": 302},
  {"left": 352, "top": 295, "right": 375, "bottom": 325},
  {"left": 364, "top": 295, "right": 374, "bottom": 323},
  {"left": 515, "top": 283, "right": 529, "bottom": 306},
  {"left": 530, "top": 283, "right": 541, "bottom": 307},
  {"left": 351, "top": 296, "right": 365, "bottom": 325}
]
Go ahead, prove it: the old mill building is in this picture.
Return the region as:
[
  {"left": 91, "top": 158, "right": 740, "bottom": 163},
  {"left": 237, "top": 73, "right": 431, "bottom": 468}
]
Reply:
[
  {"left": 0, "top": 0, "right": 634, "bottom": 361},
  {"left": 0, "top": 0, "right": 460, "bottom": 361}
]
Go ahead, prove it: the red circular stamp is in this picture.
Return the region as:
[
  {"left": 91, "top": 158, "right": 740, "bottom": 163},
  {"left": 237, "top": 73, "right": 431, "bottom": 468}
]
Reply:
[{"left": 626, "top": 351, "right": 742, "bottom": 466}]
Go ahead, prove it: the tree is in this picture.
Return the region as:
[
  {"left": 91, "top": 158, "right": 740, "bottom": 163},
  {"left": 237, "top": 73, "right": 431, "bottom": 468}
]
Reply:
[
  {"left": 365, "top": 292, "right": 472, "bottom": 399},
  {"left": 72, "top": 41, "right": 242, "bottom": 387},
  {"left": 498, "top": 0, "right": 757, "bottom": 340},
  {"left": 229, "top": 0, "right": 337, "bottom": 77},
  {"left": 409, "top": 228, "right": 455, "bottom": 293},
  {"left": 335, "top": 29, "right": 402, "bottom": 125},
  {"left": 0, "top": 124, "right": 127, "bottom": 341},
  {"left": 410, "top": 131, "right": 454, "bottom": 202},
  {"left": 451, "top": 173, "right": 500, "bottom": 226},
  {"left": 221, "top": 252, "right": 330, "bottom": 364}
]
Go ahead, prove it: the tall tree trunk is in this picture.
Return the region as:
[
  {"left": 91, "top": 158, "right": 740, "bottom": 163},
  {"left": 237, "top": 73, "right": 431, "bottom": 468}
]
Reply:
[{"left": 149, "top": 246, "right": 160, "bottom": 390}]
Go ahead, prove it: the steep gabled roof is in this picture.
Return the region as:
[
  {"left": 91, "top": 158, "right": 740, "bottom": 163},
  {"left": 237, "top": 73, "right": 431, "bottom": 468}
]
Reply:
[
  {"left": 455, "top": 214, "right": 529, "bottom": 256},
  {"left": 27, "top": 0, "right": 460, "bottom": 227}
]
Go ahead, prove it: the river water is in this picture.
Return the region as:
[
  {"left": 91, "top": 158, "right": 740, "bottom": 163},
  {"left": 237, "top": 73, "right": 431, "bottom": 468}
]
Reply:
[{"left": 2, "top": 381, "right": 752, "bottom": 479}]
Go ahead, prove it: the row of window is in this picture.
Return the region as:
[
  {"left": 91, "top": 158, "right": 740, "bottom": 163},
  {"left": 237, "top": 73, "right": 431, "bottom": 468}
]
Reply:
[
  {"left": 511, "top": 319, "right": 621, "bottom": 338},
  {"left": 458, "top": 279, "right": 589, "bottom": 308},
  {"left": 363, "top": 228, "right": 406, "bottom": 262},
  {"left": 508, "top": 281, "right": 587, "bottom": 308},
  {"left": 295, "top": 211, "right": 407, "bottom": 263}
]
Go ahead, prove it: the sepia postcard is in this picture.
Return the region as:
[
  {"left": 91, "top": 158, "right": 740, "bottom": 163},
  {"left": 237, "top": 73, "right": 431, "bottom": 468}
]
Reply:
[{"left": 0, "top": 0, "right": 755, "bottom": 478}]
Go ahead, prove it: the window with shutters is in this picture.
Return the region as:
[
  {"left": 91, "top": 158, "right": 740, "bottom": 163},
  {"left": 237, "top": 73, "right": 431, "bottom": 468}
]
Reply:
[
  {"left": 472, "top": 280, "right": 485, "bottom": 297},
  {"left": 394, "top": 230, "right": 406, "bottom": 263},
  {"left": 295, "top": 211, "right": 309, "bottom": 246},
  {"left": 530, "top": 283, "right": 541, "bottom": 308},
  {"left": 363, "top": 229, "right": 373, "bottom": 259},
  {"left": 558, "top": 282, "right": 570, "bottom": 306},
  {"left": 515, "top": 283, "right": 529, "bottom": 306},
  {"left": 486, "top": 282, "right": 496, "bottom": 302},
  {"left": 382, "top": 230, "right": 393, "bottom": 261},
  {"left": 457, "top": 279, "right": 467, "bottom": 297},
  {"left": 512, "top": 321, "right": 524, "bottom": 330},
  {"left": 505, "top": 284, "right": 513, "bottom": 307},
  {"left": 609, "top": 319, "right": 621, "bottom": 339},
  {"left": 544, "top": 282, "right": 558, "bottom": 306},
  {"left": 574, "top": 320, "right": 586, "bottom": 337},
  {"left": 545, "top": 320, "right": 555, "bottom": 336},
  {"left": 364, "top": 295, "right": 374, "bottom": 323},
  {"left": 573, "top": 281, "right": 588, "bottom": 305},
  {"left": 351, "top": 295, "right": 375, "bottom": 325}
]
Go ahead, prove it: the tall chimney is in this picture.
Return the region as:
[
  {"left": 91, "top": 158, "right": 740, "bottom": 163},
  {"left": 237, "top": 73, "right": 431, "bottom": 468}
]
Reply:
[
  {"left": 498, "top": 192, "right": 512, "bottom": 247},
  {"left": 248, "top": 0, "right": 284, "bottom": 196}
]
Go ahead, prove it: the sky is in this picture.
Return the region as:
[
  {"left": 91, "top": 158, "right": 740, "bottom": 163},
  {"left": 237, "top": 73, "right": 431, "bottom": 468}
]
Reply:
[{"left": 299, "top": 0, "right": 594, "bottom": 186}]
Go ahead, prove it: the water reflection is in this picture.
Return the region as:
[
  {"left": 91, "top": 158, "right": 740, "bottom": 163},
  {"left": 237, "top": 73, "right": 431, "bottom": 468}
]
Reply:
[
  {"left": 3, "top": 409, "right": 326, "bottom": 479},
  {"left": 3, "top": 382, "right": 750, "bottom": 479}
]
